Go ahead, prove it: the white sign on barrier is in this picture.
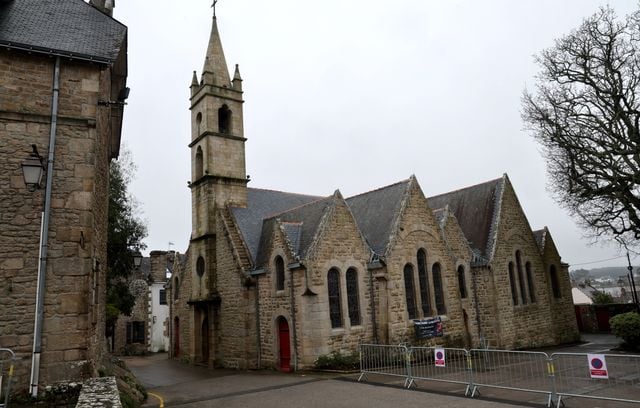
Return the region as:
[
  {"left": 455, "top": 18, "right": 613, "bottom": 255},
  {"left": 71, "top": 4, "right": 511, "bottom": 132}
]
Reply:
[
  {"left": 587, "top": 353, "right": 609, "bottom": 379},
  {"left": 434, "top": 348, "right": 446, "bottom": 367}
]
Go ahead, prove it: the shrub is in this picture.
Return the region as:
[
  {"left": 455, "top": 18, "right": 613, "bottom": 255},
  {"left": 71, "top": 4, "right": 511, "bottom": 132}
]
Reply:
[
  {"left": 610, "top": 312, "right": 640, "bottom": 350},
  {"left": 314, "top": 351, "right": 359, "bottom": 371}
]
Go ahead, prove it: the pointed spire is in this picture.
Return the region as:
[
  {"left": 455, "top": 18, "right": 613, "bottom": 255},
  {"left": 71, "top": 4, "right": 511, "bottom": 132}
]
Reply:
[
  {"left": 202, "top": 16, "right": 231, "bottom": 86},
  {"left": 191, "top": 70, "right": 199, "bottom": 87},
  {"left": 232, "top": 64, "right": 243, "bottom": 91}
]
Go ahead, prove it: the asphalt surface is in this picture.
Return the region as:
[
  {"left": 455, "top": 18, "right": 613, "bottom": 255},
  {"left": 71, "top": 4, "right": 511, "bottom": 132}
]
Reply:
[{"left": 124, "top": 334, "right": 635, "bottom": 408}]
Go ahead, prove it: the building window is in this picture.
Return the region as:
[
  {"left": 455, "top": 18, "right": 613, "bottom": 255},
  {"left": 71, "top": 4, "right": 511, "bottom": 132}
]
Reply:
[
  {"left": 404, "top": 264, "right": 417, "bottom": 319},
  {"left": 526, "top": 262, "right": 536, "bottom": 303},
  {"left": 508, "top": 262, "right": 518, "bottom": 305},
  {"left": 550, "top": 265, "right": 561, "bottom": 298},
  {"left": 174, "top": 277, "right": 180, "bottom": 300},
  {"left": 275, "top": 256, "right": 285, "bottom": 291},
  {"left": 516, "top": 251, "right": 527, "bottom": 304},
  {"left": 196, "top": 112, "right": 202, "bottom": 136},
  {"left": 126, "top": 321, "right": 145, "bottom": 344},
  {"left": 417, "top": 249, "right": 431, "bottom": 316},
  {"left": 159, "top": 289, "right": 167, "bottom": 305},
  {"left": 327, "top": 268, "right": 342, "bottom": 328},
  {"left": 195, "top": 146, "right": 203, "bottom": 180},
  {"left": 196, "top": 256, "right": 205, "bottom": 277},
  {"left": 346, "top": 268, "right": 361, "bottom": 326},
  {"left": 457, "top": 265, "right": 467, "bottom": 299},
  {"left": 432, "top": 263, "right": 446, "bottom": 315},
  {"left": 218, "top": 104, "right": 231, "bottom": 134}
]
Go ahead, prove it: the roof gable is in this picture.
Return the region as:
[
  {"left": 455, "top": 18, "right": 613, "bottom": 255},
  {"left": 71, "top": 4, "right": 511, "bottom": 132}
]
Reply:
[
  {"left": 428, "top": 176, "right": 505, "bottom": 261},
  {"left": 230, "top": 188, "right": 322, "bottom": 264},
  {"left": 0, "top": 0, "right": 127, "bottom": 63},
  {"left": 346, "top": 179, "right": 412, "bottom": 256}
]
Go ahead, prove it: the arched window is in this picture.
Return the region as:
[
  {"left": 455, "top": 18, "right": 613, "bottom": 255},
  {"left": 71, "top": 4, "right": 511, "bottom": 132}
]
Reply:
[
  {"left": 417, "top": 249, "right": 431, "bottom": 316},
  {"left": 275, "top": 256, "right": 285, "bottom": 291},
  {"left": 327, "top": 269, "right": 342, "bottom": 328},
  {"left": 525, "top": 262, "right": 536, "bottom": 303},
  {"left": 457, "top": 265, "right": 467, "bottom": 298},
  {"left": 550, "top": 265, "right": 561, "bottom": 298},
  {"left": 508, "top": 262, "right": 518, "bottom": 305},
  {"left": 195, "top": 112, "right": 202, "bottom": 136},
  {"left": 174, "top": 277, "right": 180, "bottom": 300},
  {"left": 403, "top": 264, "right": 417, "bottom": 319},
  {"left": 218, "top": 104, "right": 231, "bottom": 134},
  {"left": 196, "top": 256, "right": 205, "bottom": 277},
  {"left": 516, "top": 251, "right": 527, "bottom": 304},
  {"left": 346, "top": 268, "right": 361, "bottom": 326},
  {"left": 195, "top": 146, "right": 203, "bottom": 180},
  {"left": 432, "top": 263, "right": 446, "bottom": 315}
]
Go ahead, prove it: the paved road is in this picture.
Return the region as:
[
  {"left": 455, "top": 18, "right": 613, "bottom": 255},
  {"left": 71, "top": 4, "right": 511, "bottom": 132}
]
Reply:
[{"left": 124, "top": 334, "right": 633, "bottom": 408}]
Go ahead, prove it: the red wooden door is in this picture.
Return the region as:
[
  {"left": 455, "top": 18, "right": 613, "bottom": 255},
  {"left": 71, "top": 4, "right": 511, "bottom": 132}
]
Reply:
[{"left": 278, "top": 318, "right": 291, "bottom": 372}]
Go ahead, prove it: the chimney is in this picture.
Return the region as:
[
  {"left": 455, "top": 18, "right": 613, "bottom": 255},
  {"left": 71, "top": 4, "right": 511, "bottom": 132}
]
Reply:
[{"left": 89, "top": 0, "right": 114, "bottom": 17}]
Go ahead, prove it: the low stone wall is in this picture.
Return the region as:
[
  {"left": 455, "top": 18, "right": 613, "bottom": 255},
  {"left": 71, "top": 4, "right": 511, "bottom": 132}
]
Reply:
[{"left": 75, "top": 377, "right": 121, "bottom": 408}]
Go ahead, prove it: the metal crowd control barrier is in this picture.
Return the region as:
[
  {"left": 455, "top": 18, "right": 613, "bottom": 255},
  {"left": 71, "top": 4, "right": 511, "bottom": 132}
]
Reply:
[
  {"left": 358, "top": 344, "right": 640, "bottom": 408},
  {"left": 0, "top": 349, "right": 15, "bottom": 408},
  {"left": 358, "top": 344, "right": 411, "bottom": 387},
  {"left": 408, "top": 346, "right": 472, "bottom": 395},
  {"left": 551, "top": 352, "right": 640, "bottom": 407},
  {"left": 468, "top": 349, "right": 555, "bottom": 407}
]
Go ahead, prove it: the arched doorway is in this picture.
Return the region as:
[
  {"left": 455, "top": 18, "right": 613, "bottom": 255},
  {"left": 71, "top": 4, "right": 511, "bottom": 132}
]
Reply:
[
  {"left": 173, "top": 317, "right": 180, "bottom": 357},
  {"left": 201, "top": 316, "right": 210, "bottom": 364},
  {"left": 277, "top": 317, "right": 291, "bottom": 372}
]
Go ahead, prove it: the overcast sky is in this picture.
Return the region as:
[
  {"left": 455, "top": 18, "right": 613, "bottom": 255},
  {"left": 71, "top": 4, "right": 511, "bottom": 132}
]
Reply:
[{"left": 115, "top": 0, "right": 638, "bottom": 269}]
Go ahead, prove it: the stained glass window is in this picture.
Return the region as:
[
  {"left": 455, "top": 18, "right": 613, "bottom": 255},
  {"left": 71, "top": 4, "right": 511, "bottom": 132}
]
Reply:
[
  {"left": 328, "top": 268, "right": 342, "bottom": 328},
  {"left": 346, "top": 268, "right": 361, "bottom": 326}
]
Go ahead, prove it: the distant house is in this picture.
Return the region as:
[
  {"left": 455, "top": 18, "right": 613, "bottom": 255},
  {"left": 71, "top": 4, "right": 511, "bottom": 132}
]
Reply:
[
  {"left": 112, "top": 251, "right": 172, "bottom": 355},
  {"left": 572, "top": 287, "right": 593, "bottom": 305}
]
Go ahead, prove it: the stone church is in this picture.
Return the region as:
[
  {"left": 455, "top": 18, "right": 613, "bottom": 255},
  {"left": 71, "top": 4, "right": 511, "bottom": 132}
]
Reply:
[{"left": 168, "top": 15, "right": 579, "bottom": 371}]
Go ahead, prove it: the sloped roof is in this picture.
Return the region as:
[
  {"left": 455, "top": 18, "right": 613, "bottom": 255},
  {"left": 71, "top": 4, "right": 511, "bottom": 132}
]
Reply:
[
  {"left": 428, "top": 177, "right": 504, "bottom": 260},
  {"left": 230, "top": 188, "right": 321, "bottom": 263},
  {"left": 0, "top": 0, "right": 126, "bottom": 63},
  {"left": 274, "top": 196, "right": 333, "bottom": 259},
  {"left": 346, "top": 179, "right": 411, "bottom": 255},
  {"left": 532, "top": 228, "right": 546, "bottom": 254}
]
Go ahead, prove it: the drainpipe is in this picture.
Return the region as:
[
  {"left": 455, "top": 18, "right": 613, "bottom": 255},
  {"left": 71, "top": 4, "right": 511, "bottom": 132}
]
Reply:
[
  {"left": 471, "top": 266, "right": 483, "bottom": 346},
  {"left": 289, "top": 267, "right": 298, "bottom": 371},
  {"left": 30, "top": 56, "right": 60, "bottom": 398},
  {"left": 255, "top": 275, "right": 261, "bottom": 369},
  {"left": 368, "top": 269, "right": 378, "bottom": 343}
]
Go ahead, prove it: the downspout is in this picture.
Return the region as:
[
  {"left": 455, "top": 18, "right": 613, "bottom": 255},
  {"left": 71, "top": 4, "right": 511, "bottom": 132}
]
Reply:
[
  {"left": 368, "top": 269, "right": 378, "bottom": 343},
  {"left": 289, "top": 268, "right": 298, "bottom": 371},
  {"left": 255, "top": 275, "right": 261, "bottom": 369},
  {"left": 30, "top": 56, "right": 60, "bottom": 397},
  {"left": 471, "top": 267, "right": 483, "bottom": 346}
]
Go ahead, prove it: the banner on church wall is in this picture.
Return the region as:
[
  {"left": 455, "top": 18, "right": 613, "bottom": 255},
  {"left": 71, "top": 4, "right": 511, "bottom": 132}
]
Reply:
[{"left": 413, "top": 316, "right": 443, "bottom": 339}]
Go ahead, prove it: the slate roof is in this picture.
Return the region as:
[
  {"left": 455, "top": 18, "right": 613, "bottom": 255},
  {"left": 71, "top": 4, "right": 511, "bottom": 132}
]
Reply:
[
  {"left": 0, "top": 0, "right": 127, "bottom": 63},
  {"left": 346, "top": 179, "right": 411, "bottom": 256},
  {"left": 428, "top": 177, "right": 504, "bottom": 260},
  {"left": 230, "top": 188, "right": 322, "bottom": 264},
  {"left": 532, "top": 228, "right": 546, "bottom": 254}
]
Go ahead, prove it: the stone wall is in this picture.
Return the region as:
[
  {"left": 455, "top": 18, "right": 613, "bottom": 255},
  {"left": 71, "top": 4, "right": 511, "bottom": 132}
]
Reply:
[{"left": 0, "top": 49, "right": 117, "bottom": 392}]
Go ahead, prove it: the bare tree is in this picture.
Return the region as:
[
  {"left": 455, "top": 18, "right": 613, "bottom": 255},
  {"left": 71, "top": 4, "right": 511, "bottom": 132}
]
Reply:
[{"left": 522, "top": 6, "right": 640, "bottom": 248}]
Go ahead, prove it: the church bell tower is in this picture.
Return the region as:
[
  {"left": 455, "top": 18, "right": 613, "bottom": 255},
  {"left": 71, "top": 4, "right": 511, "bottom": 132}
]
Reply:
[{"left": 189, "top": 15, "right": 247, "bottom": 243}]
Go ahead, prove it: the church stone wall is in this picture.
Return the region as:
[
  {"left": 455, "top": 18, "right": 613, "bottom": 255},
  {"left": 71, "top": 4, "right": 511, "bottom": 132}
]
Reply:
[{"left": 385, "top": 182, "right": 467, "bottom": 346}]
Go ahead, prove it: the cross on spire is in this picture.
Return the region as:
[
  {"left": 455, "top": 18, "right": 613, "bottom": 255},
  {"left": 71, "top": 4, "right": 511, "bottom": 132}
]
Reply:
[{"left": 212, "top": 0, "right": 219, "bottom": 17}]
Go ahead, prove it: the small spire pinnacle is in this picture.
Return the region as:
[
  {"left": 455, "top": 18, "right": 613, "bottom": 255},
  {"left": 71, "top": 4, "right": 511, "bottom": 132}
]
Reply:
[
  {"left": 201, "top": 10, "right": 231, "bottom": 86},
  {"left": 212, "top": 0, "right": 219, "bottom": 18},
  {"left": 191, "top": 70, "right": 199, "bottom": 87},
  {"left": 233, "top": 64, "right": 242, "bottom": 81}
]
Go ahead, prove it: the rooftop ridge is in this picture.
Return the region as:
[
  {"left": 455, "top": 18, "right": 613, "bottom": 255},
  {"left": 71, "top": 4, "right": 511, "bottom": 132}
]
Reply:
[
  {"left": 346, "top": 178, "right": 411, "bottom": 201},
  {"left": 428, "top": 176, "right": 503, "bottom": 201}
]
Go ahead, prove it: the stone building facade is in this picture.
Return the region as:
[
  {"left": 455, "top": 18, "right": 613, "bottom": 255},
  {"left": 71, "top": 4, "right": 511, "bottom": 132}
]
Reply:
[
  {"left": 0, "top": 0, "right": 127, "bottom": 394},
  {"left": 167, "top": 15, "right": 579, "bottom": 371}
]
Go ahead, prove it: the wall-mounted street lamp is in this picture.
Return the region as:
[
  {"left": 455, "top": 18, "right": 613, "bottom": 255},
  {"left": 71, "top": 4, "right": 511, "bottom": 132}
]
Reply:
[
  {"left": 133, "top": 250, "right": 143, "bottom": 269},
  {"left": 21, "top": 144, "right": 45, "bottom": 190}
]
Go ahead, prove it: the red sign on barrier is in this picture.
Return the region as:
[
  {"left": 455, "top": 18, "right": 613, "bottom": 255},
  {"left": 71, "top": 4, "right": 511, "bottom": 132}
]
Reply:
[
  {"left": 587, "top": 353, "right": 608, "bottom": 379},
  {"left": 434, "top": 348, "right": 446, "bottom": 367}
]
